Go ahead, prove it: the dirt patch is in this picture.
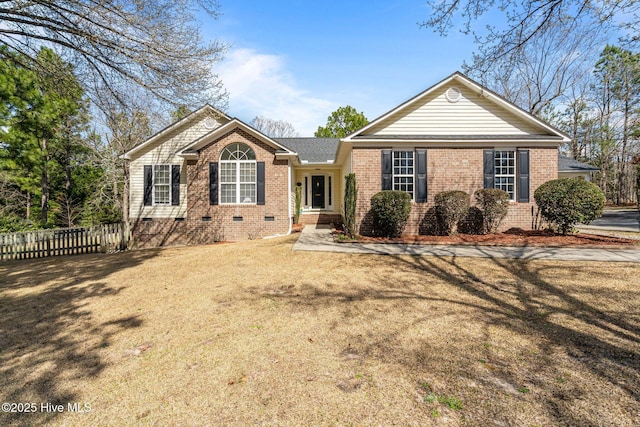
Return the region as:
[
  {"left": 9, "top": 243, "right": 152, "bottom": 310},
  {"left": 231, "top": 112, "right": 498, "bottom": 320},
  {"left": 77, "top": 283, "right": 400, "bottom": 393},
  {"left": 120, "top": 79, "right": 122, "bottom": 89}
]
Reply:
[{"left": 335, "top": 227, "right": 639, "bottom": 247}]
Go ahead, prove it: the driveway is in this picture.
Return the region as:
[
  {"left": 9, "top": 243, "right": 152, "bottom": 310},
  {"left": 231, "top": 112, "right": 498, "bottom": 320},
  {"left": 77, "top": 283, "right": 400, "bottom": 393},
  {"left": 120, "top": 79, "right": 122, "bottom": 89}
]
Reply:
[{"left": 582, "top": 208, "right": 639, "bottom": 232}]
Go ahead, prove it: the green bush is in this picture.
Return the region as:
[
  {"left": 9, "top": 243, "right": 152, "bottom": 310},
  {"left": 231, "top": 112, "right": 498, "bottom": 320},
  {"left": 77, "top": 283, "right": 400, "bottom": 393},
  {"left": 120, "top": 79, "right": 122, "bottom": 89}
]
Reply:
[
  {"left": 474, "top": 188, "right": 510, "bottom": 234},
  {"left": 370, "top": 190, "right": 412, "bottom": 237},
  {"left": 294, "top": 184, "right": 302, "bottom": 224},
  {"left": 457, "top": 206, "right": 484, "bottom": 234},
  {"left": 434, "top": 190, "right": 470, "bottom": 235},
  {"left": 343, "top": 173, "right": 357, "bottom": 238},
  {"left": 534, "top": 177, "right": 605, "bottom": 234}
]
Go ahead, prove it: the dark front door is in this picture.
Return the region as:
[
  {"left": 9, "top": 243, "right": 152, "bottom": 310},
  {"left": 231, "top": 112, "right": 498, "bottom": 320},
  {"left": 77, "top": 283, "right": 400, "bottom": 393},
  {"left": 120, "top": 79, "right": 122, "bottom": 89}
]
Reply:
[{"left": 312, "top": 176, "right": 325, "bottom": 209}]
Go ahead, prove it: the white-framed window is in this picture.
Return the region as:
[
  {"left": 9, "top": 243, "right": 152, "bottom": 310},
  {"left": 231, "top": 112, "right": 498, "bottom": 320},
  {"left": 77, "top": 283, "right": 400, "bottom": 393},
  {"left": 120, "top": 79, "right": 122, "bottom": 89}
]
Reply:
[
  {"left": 220, "top": 143, "right": 256, "bottom": 204},
  {"left": 393, "top": 150, "right": 414, "bottom": 199},
  {"left": 153, "top": 165, "right": 171, "bottom": 205},
  {"left": 494, "top": 150, "right": 515, "bottom": 200}
]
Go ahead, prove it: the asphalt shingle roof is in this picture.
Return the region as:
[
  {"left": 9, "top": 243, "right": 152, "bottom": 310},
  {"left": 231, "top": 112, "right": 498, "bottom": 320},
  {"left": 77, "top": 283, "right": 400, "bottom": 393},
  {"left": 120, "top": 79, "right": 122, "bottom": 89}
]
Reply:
[
  {"left": 274, "top": 138, "right": 339, "bottom": 163},
  {"left": 558, "top": 155, "right": 599, "bottom": 172}
]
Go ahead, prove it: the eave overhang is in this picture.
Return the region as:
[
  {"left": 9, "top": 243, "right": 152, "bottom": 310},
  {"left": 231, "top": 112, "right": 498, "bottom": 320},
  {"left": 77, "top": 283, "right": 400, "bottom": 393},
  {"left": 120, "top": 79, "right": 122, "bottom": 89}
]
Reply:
[
  {"left": 121, "top": 104, "right": 230, "bottom": 160},
  {"left": 176, "top": 119, "right": 297, "bottom": 159}
]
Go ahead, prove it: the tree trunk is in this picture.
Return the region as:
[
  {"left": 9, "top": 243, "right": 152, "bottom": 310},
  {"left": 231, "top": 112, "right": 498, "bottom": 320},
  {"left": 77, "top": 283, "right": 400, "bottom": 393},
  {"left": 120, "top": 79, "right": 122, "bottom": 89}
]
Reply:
[
  {"left": 636, "top": 165, "right": 640, "bottom": 229},
  {"left": 570, "top": 102, "right": 580, "bottom": 159},
  {"left": 65, "top": 129, "right": 74, "bottom": 227},
  {"left": 121, "top": 159, "right": 129, "bottom": 224},
  {"left": 40, "top": 137, "right": 49, "bottom": 224},
  {"left": 618, "top": 91, "right": 630, "bottom": 204},
  {"left": 65, "top": 133, "right": 72, "bottom": 193},
  {"left": 26, "top": 191, "right": 31, "bottom": 219}
]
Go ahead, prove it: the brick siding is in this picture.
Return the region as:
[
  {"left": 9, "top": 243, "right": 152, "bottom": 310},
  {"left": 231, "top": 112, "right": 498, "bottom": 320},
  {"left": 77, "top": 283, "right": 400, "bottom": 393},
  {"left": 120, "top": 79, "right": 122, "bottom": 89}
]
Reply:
[
  {"left": 132, "top": 129, "right": 290, "bottom": 247},
  {"left": 352, "top": 146, "right": 558, "bottom": 235}
]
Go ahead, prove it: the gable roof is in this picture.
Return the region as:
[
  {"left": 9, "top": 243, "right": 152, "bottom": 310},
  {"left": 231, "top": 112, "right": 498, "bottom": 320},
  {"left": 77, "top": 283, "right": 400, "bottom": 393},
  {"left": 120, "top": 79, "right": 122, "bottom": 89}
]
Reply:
[
  {"left": 343, "top": 71, "right": 570, "bottom": 143},
  {"left": 176, "top": 118, "right": 297, "bottom": 158},
  {"left": 121, "top": 104, "right": 231, "bottom": 160},
  {"left": 558, "top": 155, "right": 599, "bottom": 172},
  {"left": 275, "top": 138, "right": 339, "bottom": 163}
]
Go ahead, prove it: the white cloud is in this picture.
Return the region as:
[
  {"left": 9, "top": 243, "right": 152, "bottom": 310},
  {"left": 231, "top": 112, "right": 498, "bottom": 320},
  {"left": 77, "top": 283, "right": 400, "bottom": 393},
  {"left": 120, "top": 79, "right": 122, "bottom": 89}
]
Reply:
[{"left": 217, "top": 48, "right": 337, "bottom": 136}]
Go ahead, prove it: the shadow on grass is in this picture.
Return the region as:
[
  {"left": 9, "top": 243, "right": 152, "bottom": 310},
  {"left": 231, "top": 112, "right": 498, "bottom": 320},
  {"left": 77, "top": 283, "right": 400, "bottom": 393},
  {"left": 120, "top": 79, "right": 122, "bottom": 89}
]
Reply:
[
  {"left": 409, "top": 255, "right": 639, "bottom": 424},
  {"left": 0, "top": 249, "right": 158, "bottom": 426},
  {"left": 265, "top": 253, "right": 640, "bottom": 425}
]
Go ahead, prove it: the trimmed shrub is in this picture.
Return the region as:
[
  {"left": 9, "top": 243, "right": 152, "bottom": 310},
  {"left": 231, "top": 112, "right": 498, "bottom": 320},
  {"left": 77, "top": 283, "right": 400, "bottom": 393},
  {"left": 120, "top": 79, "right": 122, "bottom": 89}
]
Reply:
[
  {"left": 474, "top": 188, "right": 510, "bottom": 234},
  {"left": 434, "top": 190, "right": 470, "bottom": 235},
  {"left": 458, "top": 206, "right": 484, "bottom": 235},
  {"left": 370, "top": 190, "right": 412, "bottom": 238},
  {"left": 294, "top": 184, "right": 302, "bottom": 224},
  {"left": 534, "top": 177, "right": 605, "bottom": 234},
  {"left": 343, "top": 173, "right": 357, "bottom": 238}
]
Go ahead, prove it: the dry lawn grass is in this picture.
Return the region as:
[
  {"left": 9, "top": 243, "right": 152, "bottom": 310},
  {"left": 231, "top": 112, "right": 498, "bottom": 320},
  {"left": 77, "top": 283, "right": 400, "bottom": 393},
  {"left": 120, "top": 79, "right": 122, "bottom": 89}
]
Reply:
[{"left": 1, "top": 236, "right": 639, "bottom": 426}]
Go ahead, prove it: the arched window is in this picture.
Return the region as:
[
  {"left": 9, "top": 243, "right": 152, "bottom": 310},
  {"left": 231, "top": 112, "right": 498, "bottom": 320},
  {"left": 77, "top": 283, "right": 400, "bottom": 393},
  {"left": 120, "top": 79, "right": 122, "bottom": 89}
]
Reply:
[{"left": 220, "top": 143, "right": 256, "bottom": 204}]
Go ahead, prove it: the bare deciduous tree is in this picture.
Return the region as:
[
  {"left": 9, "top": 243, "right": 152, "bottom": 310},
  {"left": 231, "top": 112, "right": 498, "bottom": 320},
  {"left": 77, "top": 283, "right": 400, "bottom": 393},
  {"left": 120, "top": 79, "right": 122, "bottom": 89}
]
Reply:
[
  {"left": 250, "top": 116, "right": 298, "bottom": 138},
  {"left": 89, "top": 86, "right": 157, "bottom": 224},
  {"left": 555, "top": 79, "right": 597, "bottom": 159},
  {"left": 0, "top": 171, "right": 29, "bottom": 226},
  {"left": 422, "top": 0, "right": 637, "bottom": 64},
  {"left": 0, "top": 0, "right": 228, "bottom": 108},
  {"left": 464, "top": 17, "right": 605, "bottom": 117}
]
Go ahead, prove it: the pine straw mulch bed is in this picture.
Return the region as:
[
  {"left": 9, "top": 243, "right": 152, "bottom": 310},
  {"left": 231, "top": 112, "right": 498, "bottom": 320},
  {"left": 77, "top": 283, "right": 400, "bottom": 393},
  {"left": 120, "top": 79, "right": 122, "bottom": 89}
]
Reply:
[{"left": 333, "top": 227, "right": 639, "bottom": 248}]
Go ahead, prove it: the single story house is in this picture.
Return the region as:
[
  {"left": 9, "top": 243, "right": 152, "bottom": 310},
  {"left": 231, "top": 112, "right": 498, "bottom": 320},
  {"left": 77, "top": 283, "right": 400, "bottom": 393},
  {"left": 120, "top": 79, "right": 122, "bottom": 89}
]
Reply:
[{"left": 122, "top": 71, "right": 572, "bottom": 247}]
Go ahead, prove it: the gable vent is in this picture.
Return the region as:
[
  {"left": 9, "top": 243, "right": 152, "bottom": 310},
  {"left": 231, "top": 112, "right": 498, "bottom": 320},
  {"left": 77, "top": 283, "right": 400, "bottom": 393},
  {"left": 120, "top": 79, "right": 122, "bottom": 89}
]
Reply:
[
  {"left": 445, "top": 87, "right": 462, "bottom": 103},
  {"left": 203, "top": 117, "right": 217, "bottom": 129}
]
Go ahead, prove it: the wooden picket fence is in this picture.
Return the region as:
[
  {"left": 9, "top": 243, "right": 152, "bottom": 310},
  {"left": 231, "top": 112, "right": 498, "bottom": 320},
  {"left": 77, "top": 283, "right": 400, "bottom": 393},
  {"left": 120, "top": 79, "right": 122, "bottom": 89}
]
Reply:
[{"left": 0, "top": 222, "right": 130, "bottom": 261}]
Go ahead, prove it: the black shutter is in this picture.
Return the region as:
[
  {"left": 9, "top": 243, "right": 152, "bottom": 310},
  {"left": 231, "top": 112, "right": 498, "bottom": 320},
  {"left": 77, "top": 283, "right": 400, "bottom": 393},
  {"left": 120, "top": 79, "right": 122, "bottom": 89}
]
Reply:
[
  {"left": 171, "top": 165, "right": 180, "bottom": 206},
  {"left": 209, "top": 162, "right": 218, "bottom": 205},
  {"left": 415, "top": 149, "right": 427, "bottom": 203},
  {"left": 256, "top": 162, "right": 265, "bottom": 205},
  {"left": 517, "top": 149, "right": 530, "bottom": 203},
  {"left": 381, "top": 150, "right": 392, "bottom": 191},
  {"left": 483, "top": 150, "right": 495, "bottom": 189},
  {"left": 143, "top": 165, "right": 153, "bottom": 206}
]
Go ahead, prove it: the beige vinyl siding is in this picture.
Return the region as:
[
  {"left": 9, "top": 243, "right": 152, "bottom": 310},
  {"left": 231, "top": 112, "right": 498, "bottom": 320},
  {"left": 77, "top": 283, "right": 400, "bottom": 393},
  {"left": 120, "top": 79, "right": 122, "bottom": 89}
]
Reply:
[
  {"left": 366, "top": 83, "right": 545, "bottom": 136},
  {"left": 129, "top": 115, "right": 224, "bottom": 219},
  {"left": 333, "top": 169, "right": 343, "bottom": 214},
  {"left": 559, "top": 171, "right": 593, "bottom": 181}
]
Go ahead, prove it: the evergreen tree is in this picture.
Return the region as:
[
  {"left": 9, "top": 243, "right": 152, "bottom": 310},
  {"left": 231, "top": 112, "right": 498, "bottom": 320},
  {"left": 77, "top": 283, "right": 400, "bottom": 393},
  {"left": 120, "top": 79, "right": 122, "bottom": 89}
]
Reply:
[
  {"left": 315, "top": 106, "right": 368, "bottom": 138},
  {"left": 0, "top": 47, "right": 97, "bottom": 230}
]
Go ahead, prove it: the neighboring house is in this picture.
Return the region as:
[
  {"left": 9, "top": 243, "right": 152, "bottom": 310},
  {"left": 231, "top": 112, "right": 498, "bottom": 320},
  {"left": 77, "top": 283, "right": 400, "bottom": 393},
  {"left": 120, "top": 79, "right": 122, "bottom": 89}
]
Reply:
[
  {"left": 558, "top": 155, "right": 599, "bottom": 181},
  {"left": 122, "top": 71, "right": 570, "bottom": 247}
]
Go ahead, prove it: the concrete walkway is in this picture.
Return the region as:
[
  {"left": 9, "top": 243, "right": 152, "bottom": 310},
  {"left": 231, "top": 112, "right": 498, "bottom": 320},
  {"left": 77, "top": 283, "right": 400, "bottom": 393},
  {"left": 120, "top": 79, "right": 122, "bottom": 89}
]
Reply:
[{"left": 292, "top": 225, "right": 640, "bottom": 262}]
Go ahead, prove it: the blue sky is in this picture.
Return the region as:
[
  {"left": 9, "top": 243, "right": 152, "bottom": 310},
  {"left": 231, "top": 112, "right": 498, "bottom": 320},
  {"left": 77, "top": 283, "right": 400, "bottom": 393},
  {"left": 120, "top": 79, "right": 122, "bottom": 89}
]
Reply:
[{"left": 203, "top": 1, "right": 479, "bottom": 135}]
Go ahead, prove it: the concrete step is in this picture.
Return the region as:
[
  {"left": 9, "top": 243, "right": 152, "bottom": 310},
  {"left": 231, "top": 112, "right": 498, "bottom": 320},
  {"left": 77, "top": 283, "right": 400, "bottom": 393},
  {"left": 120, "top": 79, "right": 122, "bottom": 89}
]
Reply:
[{"left": 298, "top": 213, "right": 342, "bottom": 225}]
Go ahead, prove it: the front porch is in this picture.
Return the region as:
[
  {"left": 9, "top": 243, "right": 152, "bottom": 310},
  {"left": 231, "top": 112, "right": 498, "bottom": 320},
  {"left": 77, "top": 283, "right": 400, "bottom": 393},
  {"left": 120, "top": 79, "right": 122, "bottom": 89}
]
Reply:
[
  {"left": 294, "top": 167, "right": 343, "bottom": 225},
  {"left": 298, "top": 171, "right": 337, "bottom": 211}
]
